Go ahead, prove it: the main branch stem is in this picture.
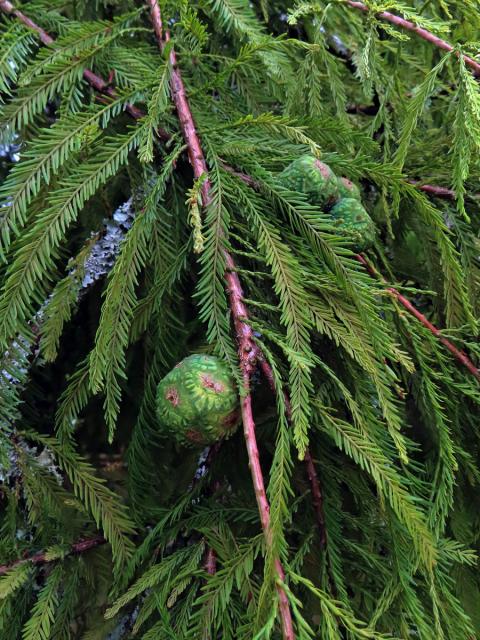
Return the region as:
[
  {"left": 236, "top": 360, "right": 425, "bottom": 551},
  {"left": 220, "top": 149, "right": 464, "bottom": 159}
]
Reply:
[{"left": 147, "top": 2, "right": 294, "bottom": 636}]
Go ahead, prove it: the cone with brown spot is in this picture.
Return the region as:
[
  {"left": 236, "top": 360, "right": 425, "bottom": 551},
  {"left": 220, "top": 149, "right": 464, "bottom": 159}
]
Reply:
[{"left": 156, "top": 354, "right": 240, "bottom": 446}]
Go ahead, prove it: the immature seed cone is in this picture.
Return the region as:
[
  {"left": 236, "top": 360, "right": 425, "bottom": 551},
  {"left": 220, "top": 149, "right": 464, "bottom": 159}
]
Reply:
[
  {"left": 329, "top": 197, "right": 376, "bottom": 251},
  {"left": 337, "top": 176, "right": 362, "bottom": 201},
  {"left": 278, "top": 155, "right": 339, "bottom": 208},
  {"left": 156, "top": 354, "right": 240, "bottom": 447}
]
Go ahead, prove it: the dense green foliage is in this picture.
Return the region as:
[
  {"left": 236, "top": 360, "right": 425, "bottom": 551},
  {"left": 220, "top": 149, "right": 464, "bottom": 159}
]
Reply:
[{"left": 0, "top": 0, "right": 480, "bottom": 638}]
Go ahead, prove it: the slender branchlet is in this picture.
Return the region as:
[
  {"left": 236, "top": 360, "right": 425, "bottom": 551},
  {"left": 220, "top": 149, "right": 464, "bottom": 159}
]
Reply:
[
  {"left": 356, "top": 253, "right": 480, "bottom": 382},
  {"left": 346, "top": 0, "right": 480, "bottom": 76},
  {"left": 0, "top": 535, "right": 106, "bottom": 576}
]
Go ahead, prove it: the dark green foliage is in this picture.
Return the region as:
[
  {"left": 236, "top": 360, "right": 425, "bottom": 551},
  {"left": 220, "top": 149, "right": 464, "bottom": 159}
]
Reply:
[
  {"left": 156, "top": 354, "right": 240, "bottom": 446},
  {"left": 0, "top": 0, "right": 479, "bottom": 638},
  {"left": 329, "top": 197, "right": 376, "bottom": 251}
]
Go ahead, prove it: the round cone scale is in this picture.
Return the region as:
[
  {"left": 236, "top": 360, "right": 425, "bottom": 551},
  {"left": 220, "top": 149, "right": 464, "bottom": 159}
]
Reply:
[
  {"left": 329, "top": 197, "right": 376, "bottom": 251},
  {"left": 156, "top": 354, "right": 240, "bottom": 447},
  {"left": 278, "top": 155, "right": 340, "bottom": 208}
]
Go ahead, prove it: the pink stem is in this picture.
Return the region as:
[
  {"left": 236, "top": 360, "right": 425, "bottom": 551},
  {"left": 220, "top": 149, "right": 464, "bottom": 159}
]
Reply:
[
  {"left": 223, "top": 225, "right": 295, "bottom": 640},
  {"left": 0, "top": 0, "right": 52, "bottom": 44},
  {"left": 355, "top": 252, "right": 378, "bottom": 279},
  {"left": 303, "top": 450, "right": 326, "bottom": 546},
  {"left": 0, "top": 535, "right": 106, "bottom": 576},
  {"left": 224, "top": 253, "right": 259, "bottom": 374},
  {"left": 236, "top": 364, "right": 294, "bottom": 638},
  {"left": 355, "top": 254, "right": 480, "bottom": 382},
  {"left": 388, "top": 288, "right": 480, "bottom": 381},
  {"left": 407, "top": 181, "right": 455, "bottom": 199},
  {"left": 219, "top": 161, "right": 260, "bottom": 190},
  {"left": 148, "top": 2, "right": 294, "bottom": 637},
  {"left": 149, "top": 0, "right": 210, "bottom": 205},
  {"left": 346, "top": 0, "right": 480, "bottom": 76},
  {"left": 204, "top": 547, "right": 217, "bottom": 575}
]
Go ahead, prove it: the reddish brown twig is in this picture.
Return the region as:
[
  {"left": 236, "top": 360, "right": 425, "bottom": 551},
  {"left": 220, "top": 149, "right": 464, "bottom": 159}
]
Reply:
[
  {"left": 407, "top": 181, "right": 455, "bottom": 199},
  {"left": 0, "top": 0, "right": 52, "bottom": 44},
  {"left": 355, "top": 252, "right": 378, "bottom": 278},
  {"left": 225, "top": 268, "right": 294, "bottom": 638},
  {"left": 411, "top": 181, "right": 479, "bottom": 201},
  {"left": 147, "top": 2, "right": 294, "bottom": 636},
  {"left": 219, "top": 161, "right": 260, "bottom": 190},
  {"left": 355, "top": 254, "right": 480, "bottom": 382},
  {"left": 303, "top": 450, "right": 326, "bottom": 545},
  {"left": 345, "top": 0, "right": 480, "bottom": 76},
  {"left": 224, "top": 253, "right": 260, "bottom": 374},
  {"left": 148, "top": 0, "right": 210, "bottom": 205},
  {"left": 388, "top": 288, "right": 480, "bottom": 381},
  {"left": 0, "top": 535, "right": 106, "bottom": 576},
  {"left": 204, "top": 547, "right": 217, "bottom": 575}
]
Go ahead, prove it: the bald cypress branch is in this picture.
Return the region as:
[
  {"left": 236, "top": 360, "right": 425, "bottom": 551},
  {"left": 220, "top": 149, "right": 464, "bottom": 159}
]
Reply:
[
  {"left": 0, "top": 535, "right": 106, "bottom": 576},
  {"left": 356, "top": 253, "right": 480, "bottom": 382},
  {"left": 147, "top": 2, "right": 295, "bottom": 636},
  {"left": 345, "top": 0, "right": 480, "bottom": 76}
]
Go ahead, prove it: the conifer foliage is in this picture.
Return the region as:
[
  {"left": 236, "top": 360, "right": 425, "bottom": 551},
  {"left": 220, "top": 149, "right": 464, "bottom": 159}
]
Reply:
[{"left": 0, "top": 0, "right": 480, "bottom": 637}]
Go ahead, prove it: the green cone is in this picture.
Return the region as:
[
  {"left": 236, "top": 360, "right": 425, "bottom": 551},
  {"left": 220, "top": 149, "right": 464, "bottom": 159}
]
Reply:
[
  {"left": 329, "top": 197, "right": 376, "bottom": 251},
  {"left": 278, "top": 155, "right": 339, "bottom": 208},
  {"left": 337, "top": 176, "right": 361, "bottom": 201},
  {"left": 156, "top": 354, "right": 240, "bottom": 447}
]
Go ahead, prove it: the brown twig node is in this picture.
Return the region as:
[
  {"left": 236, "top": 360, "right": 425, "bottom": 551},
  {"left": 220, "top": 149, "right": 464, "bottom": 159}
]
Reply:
[
  {"left": 303, "top": 450, "right": 326, "bottom": 545},
  {"left": 407, "top": 181, "right": 455, "bottom": 199},
  {"left": 204, "top": 547, "right": 217, "bottom": 575}
]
